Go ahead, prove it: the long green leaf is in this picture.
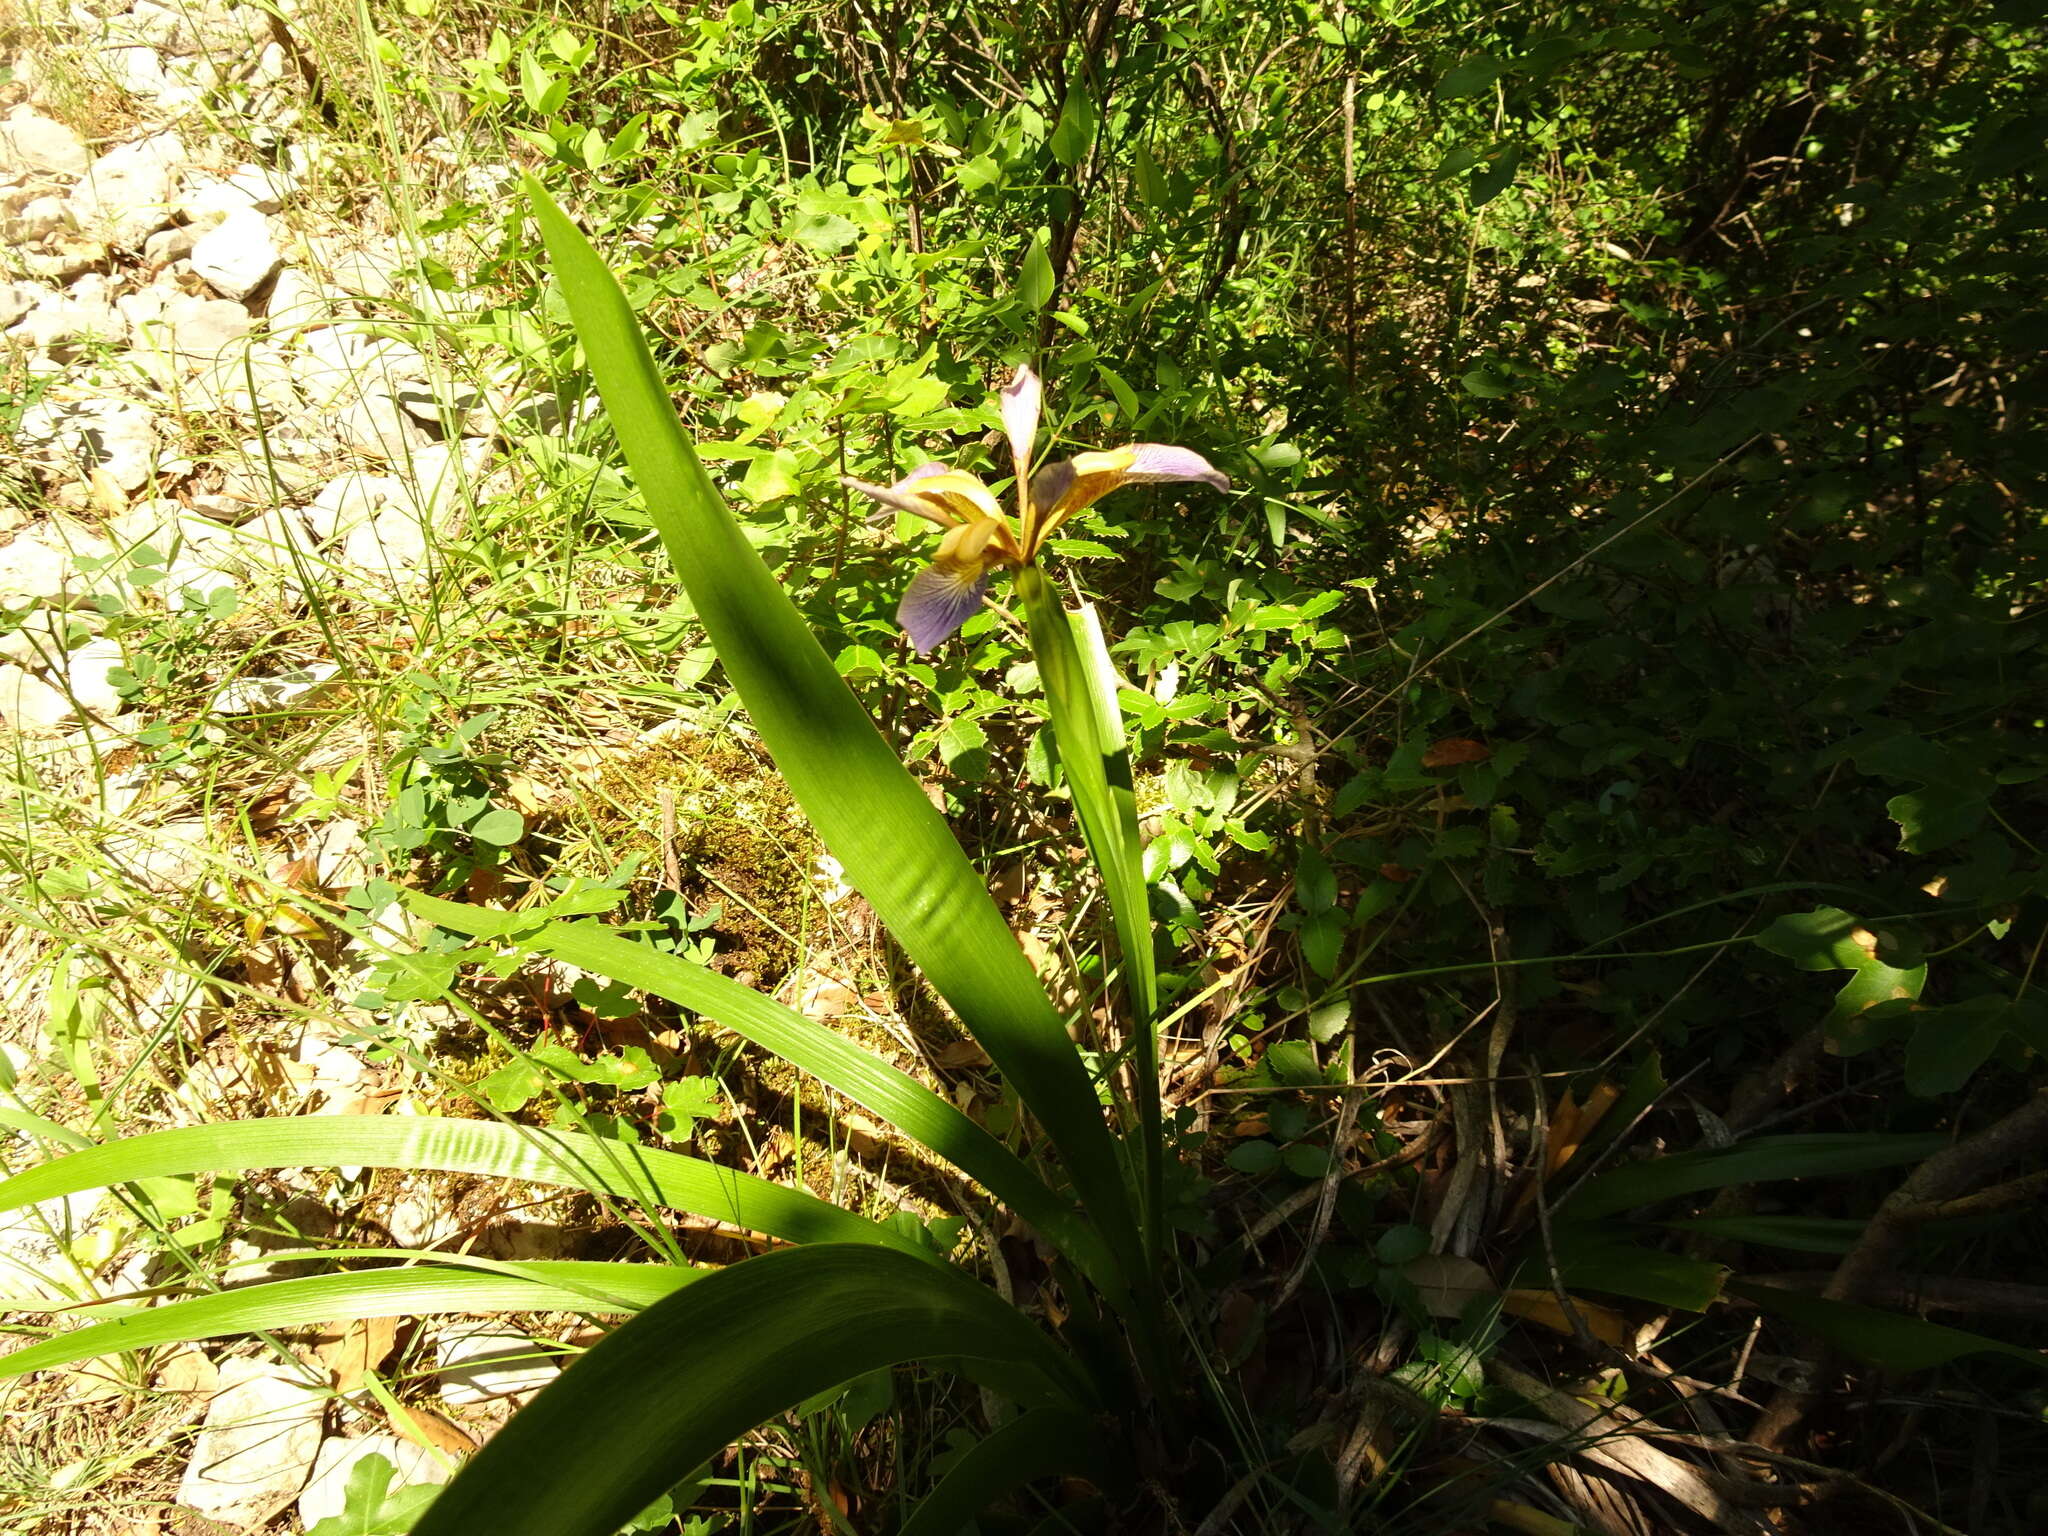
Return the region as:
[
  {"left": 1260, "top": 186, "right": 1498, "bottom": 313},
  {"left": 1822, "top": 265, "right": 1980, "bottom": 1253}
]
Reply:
[
  {"left": 1731, "top": 1280, "right": 2048, "bottom": 1374},
  {"left": 1, "top": 1260, "right": 694, "bottom": 1378},
  {"left": 408, "top": 893, "right": 1113, "bottom": 1283},
  {"left": 525, "top": 181, "right": 1142, "bottom": 1288},
  {"left": 1537, "top": 1225, "right": 1728, "bottom": 1311},
  {"left": 0, "top": 1117, "right": 914, "bottom": 1255},
  {"left": 1564, "top": 1133, "right": 1948, "bottom": 1221},
  {"left": 412, "top": 1244, "right": 1088, "bottom": 1536},
  {"left": 1660, "top": 1214, "right": 1867, "bottom": 1254},
  {"left": 897, "top": 1407, "right": 1111, "bottom": 1536},
  {"left": 1021, "top": 573, "right": 1162, "bottom": 1263}
]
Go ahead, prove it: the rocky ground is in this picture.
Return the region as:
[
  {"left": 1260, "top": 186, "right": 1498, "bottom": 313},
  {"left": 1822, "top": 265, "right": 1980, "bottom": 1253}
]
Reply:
[{"left": 0, "top": 4, "right": 629, "bottom": 1530}]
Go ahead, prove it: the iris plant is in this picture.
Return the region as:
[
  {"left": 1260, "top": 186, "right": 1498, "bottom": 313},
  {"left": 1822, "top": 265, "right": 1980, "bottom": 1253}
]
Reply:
[{"left": 844, "top": 366, "right": 1230, "bottom": 652}]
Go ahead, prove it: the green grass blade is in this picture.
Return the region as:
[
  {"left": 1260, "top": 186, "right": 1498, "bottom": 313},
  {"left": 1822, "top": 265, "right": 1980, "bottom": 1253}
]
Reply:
[
  {"left": 524, "top": 179, "right": 1141, "bottom": 1287},
  {"left": 0, "top": 1261, "right": 695, "bottom": 1378},
  {"left": 897, "top": 1407, "right": 1111, "bottom": 1536},
  {"left": 410, "top": 893, "right": 1115, "bottom": 1285},
  {"left": 0, "top": 1117, "right": 915, "bottom": 1255},
  {"left": 1730, "top": 1280, "right": 2048, "bottom": 1374},
  {"left": 1564, "top": 1133, "right": 1949, "bottom": 1222},
  {"left": 410, "top": 1244, "right": 1089, "bottom": 1536},
  {"left": 1019, "top": 569, "right": 1161, "bottom": 1261}
]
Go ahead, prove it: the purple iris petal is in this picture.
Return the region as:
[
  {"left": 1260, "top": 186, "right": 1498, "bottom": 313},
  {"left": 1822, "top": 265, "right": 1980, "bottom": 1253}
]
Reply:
[
  {"left": 1123, "top": 444, "right": 1231, "bottom": 491},
  {"left": 840, "top": 462, "right": 958, "bottom": 522},
  {"left": 897, "top": 565, "right": 991, "bottom": 653},
  {"left": 1028, "top": 459, "right": 1076, "bottom": 519}
]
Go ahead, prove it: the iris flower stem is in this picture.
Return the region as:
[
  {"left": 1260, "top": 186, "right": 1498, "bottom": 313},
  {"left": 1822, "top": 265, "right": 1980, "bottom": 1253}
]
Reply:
[{"left": 1018, "top": 566, "right": 1165, "bottom": 1274}]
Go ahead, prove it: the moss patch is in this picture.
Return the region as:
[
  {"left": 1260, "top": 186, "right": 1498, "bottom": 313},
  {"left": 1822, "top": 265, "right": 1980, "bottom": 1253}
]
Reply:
[{"left": 585, "top": 730, "right": 821, "bottom": 989}]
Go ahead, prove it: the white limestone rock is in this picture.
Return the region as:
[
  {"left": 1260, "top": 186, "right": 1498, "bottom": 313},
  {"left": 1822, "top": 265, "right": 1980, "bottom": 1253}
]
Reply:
[
  {"left": 302, "top": 471, "right": 403, "bottom": 544},
  {"left": 263, "top": 265, "right": 331, "bottom": 332},
  {"left": 3, "top": 193, "right": 67, "bottom": 244},
  {"left": 0, "top": 107, "right": 89, "bottom": 178},
  {"left": 190, "top": 208, "right": 281, "bottom": 300},
  {"left": 435, "top": 1328, "right": 559, "bottom": 1405},
  {"left": 0, "top": 664, "right": 76, "bottom": 734},
  {"left": 176, "top": 1357, "right": 325, "bottom": 1525},
  {"left": 0, "top": 281, "right": 50, "bottom": 330},
  {"left": 70, "top": 132, "right": 184, "bottom": 249},
  {"left": 140, "top": 294, "right": 255, "bottom": 367},
  {"left": 19, "top": 396, "right": 159, "bottom": 490},
  {"left": 0, "top": 518, "right": 115, "bottom": 607}
]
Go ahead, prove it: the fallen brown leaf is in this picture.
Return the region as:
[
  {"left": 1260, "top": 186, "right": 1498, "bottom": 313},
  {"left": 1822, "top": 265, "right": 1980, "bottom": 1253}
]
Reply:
[
  {"left": 153, "top": 1345, "right": 218, "bottom": 1397},
  {"left": 318, "top": 1314, "right": 397, "bottom": 1392},
  {"left": 1421, "top": 737, "right": 1490, "bottom": 768},
  {"left": 1403, "top": 1251, "right": 1498, "bottom": 1318},
  {"left": 388, "top": 1400, "right": 478, "bottom": 1456}
]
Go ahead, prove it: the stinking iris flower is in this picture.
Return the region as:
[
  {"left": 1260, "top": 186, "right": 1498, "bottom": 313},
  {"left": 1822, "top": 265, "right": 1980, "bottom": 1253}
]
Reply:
[{"left": 842, "top": 366, "right": 1229, "bottom": 653}]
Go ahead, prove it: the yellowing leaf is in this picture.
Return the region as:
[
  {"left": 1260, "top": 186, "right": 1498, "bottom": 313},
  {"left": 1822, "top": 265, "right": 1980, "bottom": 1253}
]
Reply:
[{"left": 1502, "top": 1287, "right": 1636, "bottom": 1349}]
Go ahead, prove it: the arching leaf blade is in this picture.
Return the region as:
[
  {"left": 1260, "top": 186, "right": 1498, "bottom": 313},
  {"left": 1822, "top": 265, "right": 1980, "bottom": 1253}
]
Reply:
[
  {"left": 524, "top": 180, "right": 1141, "bottom": 1287},
  {"left": 898, "top": 1407, "right": 1112, "bottom": 1536},
  {"left": 1, "top": 1260, "right": 695, "bottom": 1378},
  {"left": 408, "top": 893, "right": 1114, "bottom": 1285},
  {"left": 411, "top": 1244, "right": 1089, "bottom": 1536},
  {"left": 0, "top": 1117, "right": 915, "bottom": 1255}
]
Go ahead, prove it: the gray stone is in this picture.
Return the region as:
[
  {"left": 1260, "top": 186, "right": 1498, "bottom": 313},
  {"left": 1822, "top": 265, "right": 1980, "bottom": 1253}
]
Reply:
[
  {"left": 175, "top": 173, "right": 262, "bottom": 228},
  {"left": 4, "top": 193, "right": 67, "bottom": 244},
  {"left": 185, "top": 343, "right": 300, "bottom": 419},
  {"left": 225, "top": 161, "right": 293, "bottom": 213},
  {"left": 70, "top": 132, "right": 184, "bottom": 248},
  {"left": 0, "top": 518, "right": 114, "bottom": 607},
  {"left": 435, "top": 1328, "right": 559, "bottom": 1405},
  {"left": 303, "top": 471, "right": 402, "bottom": 543},
  {"left": 213, "top": 662, "right": 338, "bottom": 717},
  {"left": 297, "top": 1436, "right": 450, "bottom": 1530},
  {"left": 334, "top": 390, "right": 430, "bottom": 460},
  {"left": 191, "top": 209, "right": 281, "bottom": 300},
  {"left": 0, "top": 664, "right": 76, "bottom": 734},
  {"left": 0, "top": 1185, "right": 100, "bottom": 1301},
  {"left": 396, "top": 378, "right": 486, "bottom": 433},
  {"left": 142, "top": 222, "right": 200, "bottom": 266},
  {"left": 58, "top": 636, "right": 124, "bottom": 718},
  {"left": 176, "top": 1357, "right": 325, "bottom": 1525},
  {"left": 0, "top": 108, "right": 89, "bottom": 178},
  {"left": 131, "top": 294, "right": 255, "bottom": 369},
  {"left": 325, "top": 247, "right": 397, "bottom": 298},
  {"left": 263, "top": 266, "right": 331, "bottom": 331},
  {"left": 19, "top": 396, "right": 158, "bottom": 490},
  {"left": 0, "top": 608, "right": 98, "bottom": 667},
  {"left": 105, "top": 45, "right": 171, "bottom": 103},
  {"left": 0, "top": 281, "right": 49, "bottom": 330},
  {"left": 109, "top": 502, "right": 315, "bottom": 603},
  {"left": 22, "top": 241, "right": 107, "bottom": 283},
  {"left": 294, "top": 327, "right": 428, "bottom": 408},
  {"left": 15, "top": 287, "right": 126, "bottom": 353},
  {"left": 115, "top": 0, "right": 198, "bottom": 53}
]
